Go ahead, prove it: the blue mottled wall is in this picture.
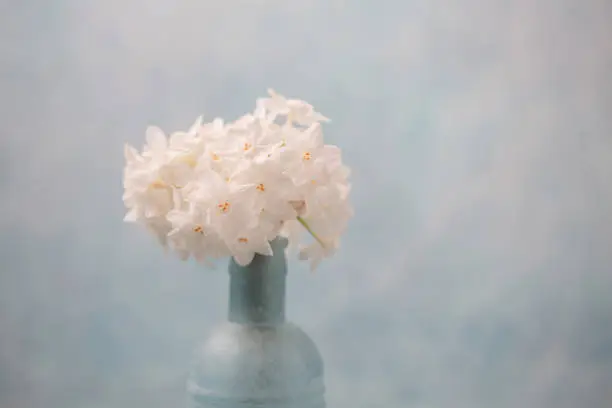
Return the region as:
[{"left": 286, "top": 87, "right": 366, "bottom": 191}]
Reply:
[{"left": 1, "top": 1, "right": 611, "bottom": 407}]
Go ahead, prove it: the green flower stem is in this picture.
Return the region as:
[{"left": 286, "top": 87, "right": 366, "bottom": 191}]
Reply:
[{"left": 296, "top": 216, "right": 326, "bottom": 248}]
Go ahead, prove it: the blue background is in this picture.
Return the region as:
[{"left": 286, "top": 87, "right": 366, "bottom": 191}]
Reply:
[{"left": 1, "top": 1, "right": 611, "bottom": 407}]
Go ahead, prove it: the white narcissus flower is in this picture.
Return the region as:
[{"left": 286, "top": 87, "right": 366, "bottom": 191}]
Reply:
[
  {"left": 166, "top": 204, "right": 228, "bottom": 264},
  {"left": 298, "top": 238, "right": 339, "bottom": 271},
  {"left": 122, "top": 90, "right": 352, "bottom": 270},
  {"left": 188, "top": 171, "right": 255, "bottom": 236},
  {"left": 169, "top": 116, "right": 202, "bottom": 149},
  {"left": 123, "top": 144, "right": 174, "bottom": 222},
  {"left": 231, "top": 159, "right": 298, "bottom": 221},
  {"left": 257, "top": 89, "right": 330, "bottom": 126},
  {"left": 225, "top": 223, "right": 276, "bottom": 266},
  {"left": 142, "top": 126, "right": 170, "bottom": 161}
]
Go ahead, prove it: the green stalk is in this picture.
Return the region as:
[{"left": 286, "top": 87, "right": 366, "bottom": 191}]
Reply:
[{"left": 296, "top": 216, "right": 326, "bottom": 248}]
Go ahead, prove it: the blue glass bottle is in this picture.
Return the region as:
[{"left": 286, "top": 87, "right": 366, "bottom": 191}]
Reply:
[{"left": 188, "top": 238, "right": 326, "bottom": 407}]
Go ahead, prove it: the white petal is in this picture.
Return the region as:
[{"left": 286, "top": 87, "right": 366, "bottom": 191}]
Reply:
[
  {"left": 177, "top": 249, "right": 190, "bottom": 261},
  {"left": 188, "top": 116, "right": 203, "bottom": 134},
  {"left": 233, "top": 251, "right": 255, "bottom": 266},
  {"left": 314, "top": 112, "right": 330, "bottom": 123},
  {"left": 146, "top": 126, "right": 168, "bottom": 151},
  {"left": 255, "top": 241, "right": 273, "bottom": 256},
  {"left": 124, "top": 144, "right": 141, "bottom": 162},
  {"left": 309, "top": 256, "right": 322, "bottom": 271},
  {"left": 123, "top": 208, "right": 140, "bottom": 222}
]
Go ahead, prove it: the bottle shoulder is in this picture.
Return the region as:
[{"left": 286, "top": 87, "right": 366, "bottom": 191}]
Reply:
[{"left": 188, "top": 321, "right": 325, "bottom": 405}]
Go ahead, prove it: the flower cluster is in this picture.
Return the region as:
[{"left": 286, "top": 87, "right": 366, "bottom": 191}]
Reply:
[{"left": 123, "top": 90, "right": 352, "bottom": 270}]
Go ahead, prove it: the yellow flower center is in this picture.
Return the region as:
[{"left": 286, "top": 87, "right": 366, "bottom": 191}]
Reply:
[
  {"left": 237, "top": 237, "right": 248, "bottom": 244},
  {"left": 193, "top": 225, "right": 204, "bottom": 234},
  {"left": 211, "top": 153, "right": 220, "bottom": 161},
  {"left": 217, "top": 201, "right": 231, "bottom": 213},
  {"left": 149, "top": 179, "right": 166, "bottom": 189},
  {"left": 302, "top": 152, "right": 312, "bottom": 161},
  {"left": 256, "top": 183, "right": 265, "bottom": 192},
  {"left": 243, "top": 142, "right": 252, "bottom": 151},
  {"left": 179, "top": 154, "right": 197, "bottom": 168}
]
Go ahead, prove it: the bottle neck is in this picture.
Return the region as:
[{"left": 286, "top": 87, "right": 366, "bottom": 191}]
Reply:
[{"left": 228, "top": 238, "right": 288, "bottom": 325}]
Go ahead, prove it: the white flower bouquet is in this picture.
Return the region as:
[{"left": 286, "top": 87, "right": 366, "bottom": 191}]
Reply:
[{"left": 122, "top": 90, "right": 352, "bottom": 270}]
